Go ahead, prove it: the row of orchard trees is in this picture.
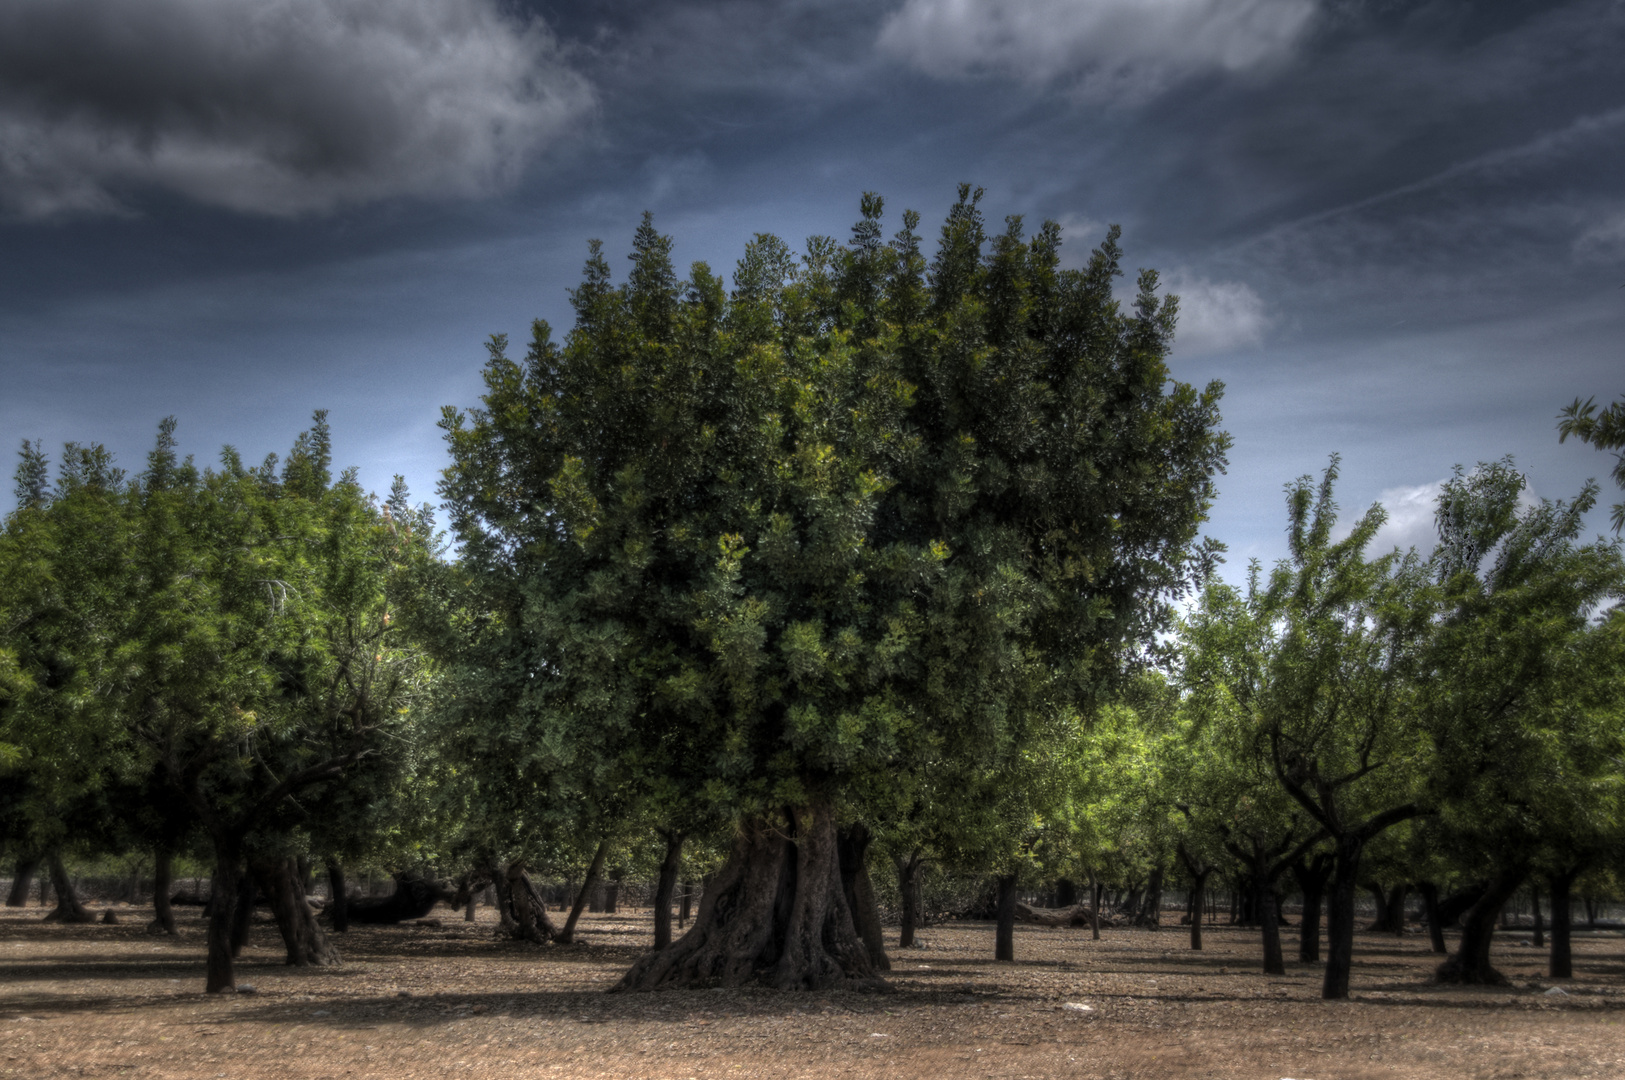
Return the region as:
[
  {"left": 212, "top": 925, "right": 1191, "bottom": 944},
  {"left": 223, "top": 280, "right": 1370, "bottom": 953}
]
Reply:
[
  {"left": 0, "top": 416, "right": 440, "bottom": 990},
  {"left": 2, "top": 189, "right": 1621, "bottom": 1003}
]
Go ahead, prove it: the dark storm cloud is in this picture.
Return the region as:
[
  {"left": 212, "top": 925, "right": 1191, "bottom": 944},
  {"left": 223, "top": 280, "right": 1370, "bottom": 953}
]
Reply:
[{"left": 0, "top": 0, "right": 595, "bottom": 217}]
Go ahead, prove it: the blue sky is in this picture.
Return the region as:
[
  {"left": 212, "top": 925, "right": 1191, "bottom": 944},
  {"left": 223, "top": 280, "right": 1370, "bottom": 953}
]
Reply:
[{"left": 2, "top": 0, "right": 1621, "bottom": 574}]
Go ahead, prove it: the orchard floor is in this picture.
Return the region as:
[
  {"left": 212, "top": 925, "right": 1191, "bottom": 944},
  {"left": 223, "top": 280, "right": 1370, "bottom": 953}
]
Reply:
[{"left": 2, "top": 905, "right": 1622, "bottom": 1080}]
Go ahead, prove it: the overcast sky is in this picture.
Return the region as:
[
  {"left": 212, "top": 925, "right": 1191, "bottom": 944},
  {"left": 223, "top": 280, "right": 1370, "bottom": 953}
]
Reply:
[{"left": 2, "top": 0, "right": 1621, "bottom": 573}]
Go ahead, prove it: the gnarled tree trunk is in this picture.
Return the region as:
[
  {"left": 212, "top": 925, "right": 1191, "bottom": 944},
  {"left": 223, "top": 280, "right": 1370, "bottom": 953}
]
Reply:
[
  {"left": 1437, "top": 865, "right": 1525, "bottom": 985},
  {"left": 253, "top": 855, "right": 340, "bottom": 967},
  {"left": 836, "top": 823, "right": 890, "bottom": 971},
  {"left": 614, "top": 802, "right": 879, "bottom": 992},
  {"left": 42, "top": 850, "right": 93, "bottom": 924},
  {"left": 149, "top": 848, "right": 177, "bottom": 936}
]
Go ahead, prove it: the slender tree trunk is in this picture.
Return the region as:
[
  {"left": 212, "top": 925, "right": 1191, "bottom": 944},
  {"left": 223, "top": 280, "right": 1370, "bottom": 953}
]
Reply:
[
  {"left": 149, "top": 848, "right": 177, "bottom": 936},
  {"left": 1418, "top": 882, "right": 1447, "bottom": 954},
  {"left": 1189, "top": 870, "right": 1211, "bottom": 950},
  {"left": 654, "top": 831, "right": 684, "bottom": 951},
  {"left": 6, "top": 852, "right": 40, "bottom": 908},
  {"left": 253, "top": 856, "right": 340, "bottom": 966},
  {"left": 614, "top": 802, "right": 879, "bottom": 992},
  {"left": 1292, "top": 855, "right": 1330, "bottom": 964},
  {"left": 205, "top": 842, "right": 241, "bottom": 993},
  {"left": 556, "top": 839, "right": 609, "bottom": 944},
  {"left": 1387, "top": 884, "right": 1407, "bottom": 936},
  {"left": 1437, "top": 865, "right": 1526, "bottom": 985},
  {"left": 1091, "top": 881, "right": 1101, "bottom": 940},
  {"left": 1530, "top": 886, "right": 1544, "bottom": 948},
  {"left": 1055, "top": 879, "right": 1077, "bottom": 907},
  {"left": 994, "top": 874, "right": 1018, "bottom": 962},
  {"left": 679, "top": 879, "right": 692, "bottom": 929},
  {"left": 42, "top": 850, "right": 93, "bottom": 924},
  {"left": 604, "top": 871, "right": 621, "bottom": 915},
  {"left": 229, "top": 868, "right": 255, "bottom": 957},
  {"left": 1257, "top": 882, "right": 1285, "bottom": 975},
  {"left": 1364, "top": 882, "right": 1390, "bottom": 931},
  {"left": 1547, "top": 867, "right": 1580, "bottom": 979},
  {"left": 1584, "top": 897, "right": 1597, "bottom": 929},
  {"left": 894, "top": 851, "right": 924, "bottom": 948},
  {"left": 326, "top": 861, "right": 349, "bottom": 932},
  {"left": 836, "top": 824, "right": 890, "bottom": 971},
  {"left": 1322, "top": 841, "right": 1363, "bottom": 1000}
]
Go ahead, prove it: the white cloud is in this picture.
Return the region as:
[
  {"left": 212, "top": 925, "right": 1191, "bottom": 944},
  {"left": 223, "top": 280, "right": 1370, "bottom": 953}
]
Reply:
[
  {"left": 877, "top": 0, "right": 1316, "bottom": 99},
  {"left": 1163, "top": 273, "right": 1270, "bottom": 356},
  {"left": 1574, "top": 209, "right": 1625, "bottom": 262},
  {"left": 1365, "top": 481, "right": 1443, "bottom": 557},
  {"left": 0, "top": 0, "right": 594, "bottom": 218}
]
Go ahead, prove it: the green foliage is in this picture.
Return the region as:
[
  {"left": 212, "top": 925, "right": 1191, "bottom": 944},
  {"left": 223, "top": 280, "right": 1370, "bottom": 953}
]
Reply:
[
  {"left": 1558, "top": 395, "right": 1625, "bottom": 533},
  {"left": 433, "top": 190, "right": 1229, "bottom": 864}
]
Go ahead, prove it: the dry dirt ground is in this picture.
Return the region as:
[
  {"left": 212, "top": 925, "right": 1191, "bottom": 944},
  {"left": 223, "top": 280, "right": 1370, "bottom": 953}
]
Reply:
[{"left": 2, "top": 903, "right": 1621, "bottom": 1080}]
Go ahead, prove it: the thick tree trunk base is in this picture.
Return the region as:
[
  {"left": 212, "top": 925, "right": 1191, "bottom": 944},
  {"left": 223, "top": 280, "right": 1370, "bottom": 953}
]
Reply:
[
  {"left": 42, "top": 852, "right": 93, "bottom": 924},
  {"left": 614, "top": 804, "right": 881, "bottom": 992},
  {"left": 1434, "top": 954, "right": 1511, "bottom": 986},
  {"left": 254, "top": 856, "right": 340, "bottom": 967},
  {"left": 6, "top": 854, "right": 40, "bottom": 908},
  {"left": 1436, "top": 866, "right": 1524, "bottom": 988}
]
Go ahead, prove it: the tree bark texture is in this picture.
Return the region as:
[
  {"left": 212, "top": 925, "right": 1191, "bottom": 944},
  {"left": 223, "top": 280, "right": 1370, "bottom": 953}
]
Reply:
[
  {"left": 5, "top": 852, "right": 40, "bottom": 908},
  {"left": 1437, "top": 866, "right": 1526, "bottom": 985},
  {"left": 654, "top": 831, "right": 684, "bottom": 951},
  {"left": 326, "top": 861, "right": 349, "bottom": 932},
  {"left": 1189, "top": 873, "right": 1210, "bottom": 950},
  {"left": 1257, "top": 877, "right": 1285, "bottom": 975},
  {"left": 499, "top": 862, "right": 560, "bottom": 944},
  {"left": 1292, "top": 855, "right": 1331, "bottom": 964},
  {"left": 836, "top": 824, "right": 890, "bottom": 972},
  {"left": 894, "top": 851, "right": 924, "bottom": 948},
  {"left": 42, "top": 850, "right": 93, "bottom": 924},
  {"left": 149, "top": 848, "right": 177, "bottom": 936},
  {"left": 1091, "top": 881, "right": 1102, "bottom": 940},
  {"left": 994, "top": 874, "right": 1018, "bottom": 961},
  {"left": 229, "top": 868, "right": 255, "bottom": 957},
  {"left": 253, "top": 855, "right": 340, "bottom": 967},
  {"left": 613, "top": 803, "right": 879, "bottom": 992},
  {"left": 1417, "top": 881, "right": 1447, "bottom": 954},
  {"left": 1547, "top": 866, "right": 1581, "bottom": 979},
  {"left": 205, "top": 846, "right": 241, "bottom": 993},
  {"left": 1322, "top": 843, "right": 1362, "bottom": 1000},
  {"left": 558, "top": 840, "right": 609, "bottom": 944}
]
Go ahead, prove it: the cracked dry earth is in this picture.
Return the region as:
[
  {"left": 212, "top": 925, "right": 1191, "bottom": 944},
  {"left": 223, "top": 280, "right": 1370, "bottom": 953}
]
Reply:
[{"left": 2, "top": 906, "right": 1622, "bottom": 1079}]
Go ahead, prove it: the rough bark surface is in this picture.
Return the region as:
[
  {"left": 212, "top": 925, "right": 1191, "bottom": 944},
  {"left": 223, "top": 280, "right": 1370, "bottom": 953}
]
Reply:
[
  {"left": 1437, "top": 866, "right": 1525, "bottom": 985},
  {"left": 613, "top": 803, "right": 879, "bottom": 992},
  {"left": 893, "top": 852, "right": 924, "bottom": 948},
  {"left": 1014, "top": 901, "right": 1098, "bottom": 929},
  {"left": 6, "top": 853, "right": 40, "bottom": 908},
  {"left": 326, "top": 861, "right": 349, "bottom": 932},
  {"left": 205, "top": 848, "right": 240, "bottom": 993},
  {"left": 229, "top": 870, "right": 255, "bottom": 957},
  {"left": 558, "top": 840, "right": 608, "bottom": 945},
  {"left": 148, "top": 848, "right": 177, "bottom": 936},
  {"left": 836, "top": 824, "right": 890, "bottom": 972},
  {"left": 1418, "top": 881, "right": 1447, "bottom": 954},
  {"left": 1292, "top": 855, "right": 1331, "bottom": 963},
  {"left": 654, "top": 832, "right": 684, "bottom": 951},
  {"left": 1547, "top": 868, "right": 1578, "bottom": 979},
  {"left": 253, "top": 855, "right": 340, "bottom": 967},
  {"left": 1322, "top": 843, "right": 1361, "bottom": 1000},
  {"left": 994, "top": 875, "right": 1017, "bottom": 961},
  {"left": 42, "top": 851, "right": 93, "bottom": 924}
]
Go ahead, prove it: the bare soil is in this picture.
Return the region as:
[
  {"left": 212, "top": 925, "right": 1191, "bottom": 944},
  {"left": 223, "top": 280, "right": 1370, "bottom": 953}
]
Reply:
[{"left": 2, "top": 903, "right": 1621, "bottom": 1079}]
